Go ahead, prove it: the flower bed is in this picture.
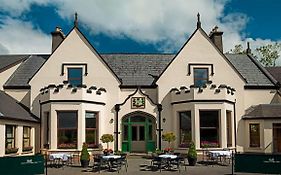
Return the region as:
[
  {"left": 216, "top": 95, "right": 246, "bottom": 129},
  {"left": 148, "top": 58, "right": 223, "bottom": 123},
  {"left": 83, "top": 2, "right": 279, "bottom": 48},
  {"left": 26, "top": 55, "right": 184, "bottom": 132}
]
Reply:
[
  {"left": 23, "top": 146, "right": 33, "bottom": 152},
  {"left": 58, "top": 143, "right": 77, "bottom": 149},
  {"left": 5, "top": 147, "right": 19, "bottom": 154}
]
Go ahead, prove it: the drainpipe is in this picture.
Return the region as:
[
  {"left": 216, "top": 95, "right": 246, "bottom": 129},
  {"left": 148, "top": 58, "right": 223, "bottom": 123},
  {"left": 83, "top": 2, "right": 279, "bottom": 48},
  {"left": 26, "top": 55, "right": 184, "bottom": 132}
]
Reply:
[
  {"left": 157, "top": 104, "right": 163, "bottom": 150},
  {"left": 39, "top": 100, "right": 42, "bottom": 152},
  {"left": 114, "top": 104, "right": 120, "bottom": 151},
  {"left": 233, "top": 99, "right": 237, "bottom": 153}
]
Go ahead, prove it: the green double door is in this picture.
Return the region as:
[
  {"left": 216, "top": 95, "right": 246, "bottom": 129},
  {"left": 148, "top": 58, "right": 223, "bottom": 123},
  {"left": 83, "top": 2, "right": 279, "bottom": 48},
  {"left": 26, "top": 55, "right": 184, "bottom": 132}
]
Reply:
[{"left": 122, "top": 115, "right": 155, "bottom": 153}]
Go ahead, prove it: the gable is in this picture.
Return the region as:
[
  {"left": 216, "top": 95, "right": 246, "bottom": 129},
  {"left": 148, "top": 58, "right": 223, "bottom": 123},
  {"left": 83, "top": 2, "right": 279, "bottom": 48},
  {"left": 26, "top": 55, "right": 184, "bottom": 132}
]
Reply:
[
  {"left": 29, "top": 27, "right": 121, "bottom": 103},
  {"left": 156, "top": 28, "right": 245, "bottom": 98}
]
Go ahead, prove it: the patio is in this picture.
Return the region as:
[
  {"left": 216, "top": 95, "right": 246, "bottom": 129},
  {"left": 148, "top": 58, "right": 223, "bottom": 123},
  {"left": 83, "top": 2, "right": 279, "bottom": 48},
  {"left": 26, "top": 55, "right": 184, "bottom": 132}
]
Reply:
[{"left": 45, "top": 155, "right": 260, "bottom": 175}]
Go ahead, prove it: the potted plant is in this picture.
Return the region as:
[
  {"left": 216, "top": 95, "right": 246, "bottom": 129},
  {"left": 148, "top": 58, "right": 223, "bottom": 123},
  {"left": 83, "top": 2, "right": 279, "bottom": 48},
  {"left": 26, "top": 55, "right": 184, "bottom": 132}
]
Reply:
[
  {"left": 162, "top": 132, "right": 176, "bottom": 153},
  {"left": 100, "top": 134, "right": 113, "bottom": 155},
  {"left": 80, "top": 143, "right": 90, "bottom": 168},
  {"left": 187, "top": 141, "right": 197, "bottom": 166}
]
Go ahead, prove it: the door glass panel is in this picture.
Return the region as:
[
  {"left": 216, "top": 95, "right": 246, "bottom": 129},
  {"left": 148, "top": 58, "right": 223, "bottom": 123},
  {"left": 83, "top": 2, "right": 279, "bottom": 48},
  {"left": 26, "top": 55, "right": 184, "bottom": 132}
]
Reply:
[
  {"left": 139, "top": 126, "right": 145, "bottom": 141},
  {"left": 132, "top": 126, "right": 137, "bottom": 141},
  {"left": 131, "top": 116, "right": 146, "bottom": 122},
  {"left": 123, "top": 125, "right": 128, "bottom": 141}
]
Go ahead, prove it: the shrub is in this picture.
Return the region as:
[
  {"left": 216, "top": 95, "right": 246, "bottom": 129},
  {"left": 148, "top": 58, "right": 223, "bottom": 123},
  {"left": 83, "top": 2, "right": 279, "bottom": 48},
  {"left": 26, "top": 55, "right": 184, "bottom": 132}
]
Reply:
[
  {"left": 80, "top": 143, "right": 90, "bottom": 161},
  {"left": 187, "top": 141, "right": 197, "bottom": 159}
]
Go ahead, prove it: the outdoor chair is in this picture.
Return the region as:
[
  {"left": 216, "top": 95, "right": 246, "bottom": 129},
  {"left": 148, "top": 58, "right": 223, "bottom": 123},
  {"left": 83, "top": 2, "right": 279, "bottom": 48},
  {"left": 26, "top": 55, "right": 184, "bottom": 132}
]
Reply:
[
  {"left": 93, "top": 155, "right": 106, "bottom": 173},
  {"left": 151, "top": 156, "right": 164, "bottom": 172},
  {"left": 114, "top": 156, "right": 128, "bottom": 173},
  {"left": 170, "top": 155, "right": 187, "bottom": 172}
]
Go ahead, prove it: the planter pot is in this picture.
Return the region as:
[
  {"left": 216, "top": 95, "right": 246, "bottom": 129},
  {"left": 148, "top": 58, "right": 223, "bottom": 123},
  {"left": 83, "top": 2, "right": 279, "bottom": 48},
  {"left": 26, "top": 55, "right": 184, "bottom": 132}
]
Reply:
[
  {"left": 80, "top": 160, "right": 90, "bottom": 168},
  {"left": 188, "top": 157, "right": 197, "bottom": 166}
]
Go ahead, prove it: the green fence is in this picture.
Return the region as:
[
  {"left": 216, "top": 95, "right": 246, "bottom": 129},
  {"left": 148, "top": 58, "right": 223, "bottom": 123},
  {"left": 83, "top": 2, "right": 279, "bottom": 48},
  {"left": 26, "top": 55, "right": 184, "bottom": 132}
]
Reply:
[
  {"left": 235, "top": 153, "right": 281, "bottom": 174},
  {"left": 0, "top": 154, "right": 44, "bottom": 175}
]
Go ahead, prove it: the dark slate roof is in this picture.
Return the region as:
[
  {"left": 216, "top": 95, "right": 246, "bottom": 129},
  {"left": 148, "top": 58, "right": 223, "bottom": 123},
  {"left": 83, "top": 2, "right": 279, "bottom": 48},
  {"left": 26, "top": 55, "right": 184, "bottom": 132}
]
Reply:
[
  {"left": 243, "top": 104, "right": 281, "bottom": 119},
  {"left": 4, "top": 55, "right": 49, "bottom": 88},
  {"left": 101, "top": 54, "right": 174, "bottom": 86},
  {"left": 0, "top": 53, "right": 276, "bottom": 87},
  {"left": 0, "top": 91, "right": 39, "bottom": 122},
  {"left": 225, "top": 54, "right": 276, "bottom": 86},
  {"left": 0, "top": 55, "right": 28, "bottom": 72},
  {"left": 266, "top": 67, "right": 281, "bottom": 84}
]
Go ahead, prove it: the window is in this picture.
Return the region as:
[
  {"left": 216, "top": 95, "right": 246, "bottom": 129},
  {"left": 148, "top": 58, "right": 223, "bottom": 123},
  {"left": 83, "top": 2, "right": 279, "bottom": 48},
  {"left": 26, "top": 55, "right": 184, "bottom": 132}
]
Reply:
[
  {"left": 68, "top": 68, "right": 82, "bottom": 86},
  {"left": 194, "top": 68, "right": 208, "bottom": 87},
  {"left": 226, "top": 111, "right": 232, "bottom": 147},
  {"left": 200, "top": 111, "right": 220, "bottom": 148},
  {"left": 85, "top": 112, "right": 98, "bottom": 148},
  {"left": 57, "top": 111, "right": 77, "bottom": 149},
  {"left": 179, "top": 111, "right": 192, "bottom": 147},
  {"left": 6, "top": 125, "right": 16, "bottom": 149},
  {"left": 249, "top": 124, "right": 260, "bottom": 147},
  {"left": 23, "top": 126, "right": 31, "bottom": 148}
]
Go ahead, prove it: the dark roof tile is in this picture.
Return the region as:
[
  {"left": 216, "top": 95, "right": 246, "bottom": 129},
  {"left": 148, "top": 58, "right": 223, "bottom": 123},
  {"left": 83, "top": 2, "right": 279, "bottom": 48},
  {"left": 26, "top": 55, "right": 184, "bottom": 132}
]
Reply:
[{"left": 0, "top": 91, "right": 39, "bottom": 122}]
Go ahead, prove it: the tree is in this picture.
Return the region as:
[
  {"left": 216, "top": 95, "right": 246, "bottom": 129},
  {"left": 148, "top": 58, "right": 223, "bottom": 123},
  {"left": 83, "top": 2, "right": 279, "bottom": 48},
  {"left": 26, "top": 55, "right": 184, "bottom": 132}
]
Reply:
[
  {"left": 255, "top": 43, "right": 281, "bottom": 67},
  {"left": 100, "top": 134, "right": 114, "bottom": 149},
  {"left": 162, "top": 132, "right": 176, "bottom": 148},
  {"left": 229, "top": 44, "right": 246, "bottom": 54}
]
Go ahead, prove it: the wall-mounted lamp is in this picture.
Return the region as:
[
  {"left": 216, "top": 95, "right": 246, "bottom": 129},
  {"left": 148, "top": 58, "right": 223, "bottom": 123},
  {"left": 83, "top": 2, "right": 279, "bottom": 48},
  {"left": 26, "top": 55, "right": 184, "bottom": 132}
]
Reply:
[
  {"left": 162, "top": 118, "right": 166, "bottom": 123},
  {"left": 109, "top": 118, "right": 114, "bottom": 124}
]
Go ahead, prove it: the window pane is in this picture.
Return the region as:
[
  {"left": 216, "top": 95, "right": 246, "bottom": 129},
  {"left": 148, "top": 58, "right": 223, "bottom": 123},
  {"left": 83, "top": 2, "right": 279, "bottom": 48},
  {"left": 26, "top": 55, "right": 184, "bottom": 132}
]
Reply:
[
  {"left": 86, "top": 112, "right": 97, "bottom": 129},
  {"left": 57, "top": 111, "right": 77, "bottom": 149},
  {"left": 86, "top": 130, "right": 96, "bottom": 144},
  {"left": 179, "top": 111, "right": 192, "bottom": 147},
  {"left": 250, "top": 124, "right": 260, "bottom": 147},
  {"left": 68, "top": 68, "right": 82, "bottom": 86},
  {"left": 23, "top": 127, "right": 30, "bottom": 138},
  {"left": 130, "top": 116, "right": 146, "bottom": 122},
  {"left": 194, "top": 68, "right": 208, "bottom": 87},
  {"left": 200, "top": 111, "right": 220, "bottom": 148},
  {"left": 5, "top": 125, "right": 15, "bottom": 149},
  {"left": 58, "top": 112, "right": 77, "bottom": 128}
]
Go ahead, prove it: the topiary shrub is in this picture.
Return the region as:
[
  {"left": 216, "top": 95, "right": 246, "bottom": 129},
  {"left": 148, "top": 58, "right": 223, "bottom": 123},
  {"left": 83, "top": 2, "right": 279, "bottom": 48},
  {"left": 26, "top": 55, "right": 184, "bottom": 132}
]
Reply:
[
  {"left": 80, "top": 143, "right": 90, "bottom": 167},
  {"left": 187, "top": 141, "right": 197, "bottom": 166}
]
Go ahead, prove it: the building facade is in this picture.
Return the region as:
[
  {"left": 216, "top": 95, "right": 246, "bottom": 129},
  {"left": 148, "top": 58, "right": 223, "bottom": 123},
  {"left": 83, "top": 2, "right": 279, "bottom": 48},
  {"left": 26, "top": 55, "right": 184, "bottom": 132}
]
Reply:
[{"left": 0, "top": 17, "right": 280, "bottom": 155}]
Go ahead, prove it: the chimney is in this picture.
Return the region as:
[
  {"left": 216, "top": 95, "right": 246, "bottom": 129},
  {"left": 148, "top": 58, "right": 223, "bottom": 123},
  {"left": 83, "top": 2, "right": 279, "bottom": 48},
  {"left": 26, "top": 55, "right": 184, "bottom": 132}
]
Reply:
[
  {"left": 209, "top": 26, "right": 224, "bottom": 53},
  {"left": 51, "top": 26, "right": 65, "bottom": 52}
]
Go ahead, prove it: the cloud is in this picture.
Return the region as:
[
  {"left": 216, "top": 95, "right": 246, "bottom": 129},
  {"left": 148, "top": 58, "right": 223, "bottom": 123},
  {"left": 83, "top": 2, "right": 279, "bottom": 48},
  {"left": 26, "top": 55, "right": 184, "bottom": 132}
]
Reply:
[
  {"left": 0, "top": 0, "right": 51, "bottom": 17},
  {"left": 0, "top": 17, "right": 51, "bottom": 54},
  {"left": 0, "top": 0, "right": 280, "bottom": 65}
]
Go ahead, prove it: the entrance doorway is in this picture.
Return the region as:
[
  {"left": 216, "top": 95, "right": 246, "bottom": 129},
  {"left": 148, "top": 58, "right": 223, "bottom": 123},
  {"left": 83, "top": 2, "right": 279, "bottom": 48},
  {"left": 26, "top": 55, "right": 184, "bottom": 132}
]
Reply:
[
  {"left": 122, "top": 112, "right": 156, "bottom": 153},
  {"left": 273, "top": 123, "right": 281, "bottom": 153}
]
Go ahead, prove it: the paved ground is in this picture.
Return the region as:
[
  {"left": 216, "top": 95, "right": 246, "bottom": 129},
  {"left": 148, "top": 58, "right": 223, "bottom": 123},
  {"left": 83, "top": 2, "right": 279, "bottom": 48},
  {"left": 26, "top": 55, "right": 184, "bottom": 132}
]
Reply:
[{"left": 46, "top": 157, "right": 264, "bottom": 175}]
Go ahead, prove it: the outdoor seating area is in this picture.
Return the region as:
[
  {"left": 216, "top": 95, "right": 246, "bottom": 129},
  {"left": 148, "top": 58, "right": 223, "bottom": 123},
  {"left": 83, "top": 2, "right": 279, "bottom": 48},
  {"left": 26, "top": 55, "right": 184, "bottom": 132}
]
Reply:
[
  {"left": 149, "top": 153, "right": 187, "bottom": 172},
  {"left": 201, "top": 149, "right": 233, "bottom": 166}
]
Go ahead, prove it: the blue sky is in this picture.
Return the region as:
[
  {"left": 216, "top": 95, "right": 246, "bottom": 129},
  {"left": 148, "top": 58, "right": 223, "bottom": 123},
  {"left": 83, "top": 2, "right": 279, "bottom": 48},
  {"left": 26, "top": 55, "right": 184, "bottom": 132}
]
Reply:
[{"left": 0, "top": 0, "right": 280, "bottom": 65}]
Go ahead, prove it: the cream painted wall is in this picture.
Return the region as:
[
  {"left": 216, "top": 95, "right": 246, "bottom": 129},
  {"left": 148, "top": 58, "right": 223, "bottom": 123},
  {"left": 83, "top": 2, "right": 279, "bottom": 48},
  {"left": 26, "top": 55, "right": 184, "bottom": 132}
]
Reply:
[
  {"left": 4, "top": 89, "right": 30, "bottom": 108},
  {"left": 0, "top": 62, "right": 21, "bottom": 90},
  {"left": 244, "top": 90, "right": 275, "bottom": 110}
]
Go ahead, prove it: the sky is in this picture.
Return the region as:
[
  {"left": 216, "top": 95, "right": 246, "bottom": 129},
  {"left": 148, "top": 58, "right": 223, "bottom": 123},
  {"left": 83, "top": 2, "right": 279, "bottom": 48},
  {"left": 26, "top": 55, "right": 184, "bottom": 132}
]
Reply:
[{"left": 0, "top": 0, "right": 280, "bottom": 65}]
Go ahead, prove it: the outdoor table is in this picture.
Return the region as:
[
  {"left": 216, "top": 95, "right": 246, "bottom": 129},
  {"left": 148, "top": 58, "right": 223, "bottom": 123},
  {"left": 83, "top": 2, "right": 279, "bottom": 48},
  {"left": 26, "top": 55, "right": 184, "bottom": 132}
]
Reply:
[
  {"left": 49, "top": 153, "right": 71, "bottom": 167},
  {"left": 102, "top": 155, "right": 121, "bottom": 171},
  {"left": 208, "top": 150, "right": 231, "bottom": 164},
  {"left": 158, "top": 154, "right": 178, "bottom": 170}
]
